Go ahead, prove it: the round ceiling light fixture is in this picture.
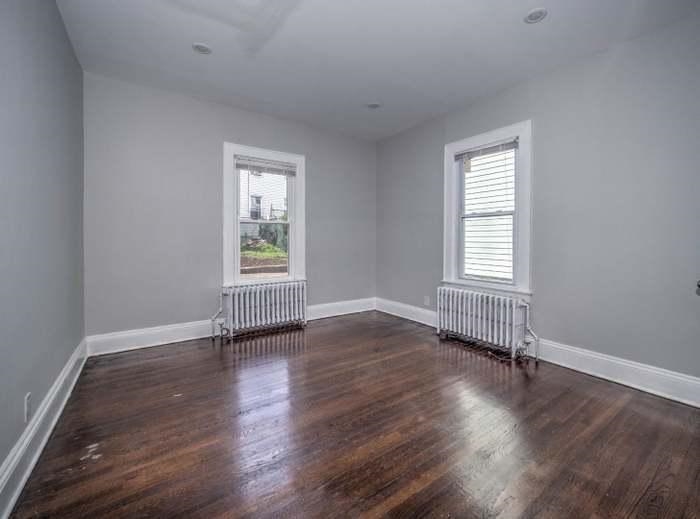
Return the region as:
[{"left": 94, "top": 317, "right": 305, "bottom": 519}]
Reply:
[
  {"left": 365, "top": 103, "right": 382, "bottom": 110},
  {"left": 524, "top": 7, "right": 547, "bottom": 24},
  {"left": 192, "top": 42, "right": 212, "bottom": 55}
]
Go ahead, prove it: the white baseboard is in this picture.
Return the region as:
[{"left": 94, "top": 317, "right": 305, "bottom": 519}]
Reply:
[
  {"left": 539, "top": 339, "right": 700, "bottom": 408},
  {"left": 307, "top": 297, "right": 376, "bottom": 320},
  {"left": 87, "top": 320, "right": 212, "bottom": 357},
  {"left": 375, "top": 297, "right": 437, "bottom": 327},
  {"left": 87, "top": 298, "right": 379, "bottom": 357},
  {"left": 0, "top": 339, "right": 87, "bottom": 519}
]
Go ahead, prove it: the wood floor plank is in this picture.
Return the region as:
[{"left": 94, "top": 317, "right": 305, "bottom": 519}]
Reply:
[{"left": 10, "top": 311, "right": 700, "bottom": 518}]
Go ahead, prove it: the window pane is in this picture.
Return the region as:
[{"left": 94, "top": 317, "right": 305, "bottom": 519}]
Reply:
[
  {"left": 240, "top": 222, "right": 289, "bottom": 279},
  {"left": 238, "top": 170, "right": 288, "bottom": 221},
  {"left": 463, "top": 214, "right": 513, "bottom": 281},
  {"left": 464, "top": 149, "right": 515, "bottom": 214}
]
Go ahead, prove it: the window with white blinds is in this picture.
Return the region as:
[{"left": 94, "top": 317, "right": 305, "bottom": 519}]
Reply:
[
  {"left": 459, "top": 140, "right": 517, "bottom": 282},
  {"left": 443, "top": 120, "right": 531, "bottom": 294}
]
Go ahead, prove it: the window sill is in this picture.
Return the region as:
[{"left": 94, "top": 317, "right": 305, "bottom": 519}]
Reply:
[
  {"left": 224, "top": 277, "right": 306, "bottom": 288},
  {"left": 441, "top": 278, "right": 532, "bottom": 300}
]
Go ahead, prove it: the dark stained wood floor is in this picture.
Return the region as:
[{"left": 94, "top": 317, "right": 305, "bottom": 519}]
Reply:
[{"left": 11, "top": 311, "right": 700, "bottom": 518}]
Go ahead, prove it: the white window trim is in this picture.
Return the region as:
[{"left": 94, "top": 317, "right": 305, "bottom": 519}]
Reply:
[
  {"left": 223, "top": 142, "right": 306, "bottom": 286},
  {"left": 443, "top": 120, "right": 532, "bottom": 297}
]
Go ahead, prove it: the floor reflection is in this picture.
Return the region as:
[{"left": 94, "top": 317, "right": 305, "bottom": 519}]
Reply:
[
  {"left": 222, "top": 331, "right": 305, "bottom": 507},
  {"left": 216, "top": 328, "right": 307, "bottom": 365},
  {"left": 430, "top": 339, "right": 536, "bottom": 516}
]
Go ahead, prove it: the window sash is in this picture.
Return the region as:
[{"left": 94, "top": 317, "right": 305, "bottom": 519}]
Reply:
[
  {"left": 238, "top": 169, "right": 290, "bottom": 223},
  {"left": 239, "top": 218, "right": 291, "bottom": 225},
  {"left": 459, "top": 148, "right": 516, "bottom": 284},
  {"left": 460, "top": 212, "right": 514, "bottom": 282},
  {"left": 237, "top": 166, "right": 293, "bottom": 281}
]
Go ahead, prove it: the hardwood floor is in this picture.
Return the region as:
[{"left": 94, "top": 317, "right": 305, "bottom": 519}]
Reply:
[{"left": 11, "top": 311, "right": 700, "bottom": 518}]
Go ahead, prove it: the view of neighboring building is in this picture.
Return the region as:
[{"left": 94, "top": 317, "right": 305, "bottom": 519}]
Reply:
[{"left": 239, "top": 170, "right": 287, "bottom": 221}]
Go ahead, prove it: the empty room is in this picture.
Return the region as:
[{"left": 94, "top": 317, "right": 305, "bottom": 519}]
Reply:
[{"left": 2, "top": 0, "right": 699, "bottom": 517}]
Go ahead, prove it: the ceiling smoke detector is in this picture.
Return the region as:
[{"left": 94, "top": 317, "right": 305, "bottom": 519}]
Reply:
[
  {"left": 192, "top": 42, "right": 212, "bottom": 55},
  {"left": 524, "top": 8, "right": 547, "bottom": 24}
]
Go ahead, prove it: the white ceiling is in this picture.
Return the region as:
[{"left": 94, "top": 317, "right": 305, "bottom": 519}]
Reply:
[{"left": 57, "top": 0, "right": 698, "bottom": 141}]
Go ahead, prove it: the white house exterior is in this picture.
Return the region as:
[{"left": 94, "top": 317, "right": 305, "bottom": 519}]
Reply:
[{"left": 239, "top": 170, "right": 287, "bottom": 221}]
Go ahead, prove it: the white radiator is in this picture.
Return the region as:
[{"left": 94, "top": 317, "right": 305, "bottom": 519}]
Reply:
[
  {"left": 437, "top": 286, "right": 537, "bottom": 359},
  {"left": 212, "top": 281, "right": 306, "bottom": 338}
]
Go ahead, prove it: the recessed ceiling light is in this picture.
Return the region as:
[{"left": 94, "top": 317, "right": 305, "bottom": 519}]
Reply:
[
  {"left": 365, "top": 103, "right": 381, "bottom": 110},
  {"left": 524, "top": 7, "right": 547, "bottom": 24},
  {"left": 192, "top": 42, "right": 212, "bottom": 55}
]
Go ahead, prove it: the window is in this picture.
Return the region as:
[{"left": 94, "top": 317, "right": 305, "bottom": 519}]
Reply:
[
  {"left": 443, "top": 121, "right": 531, "bottom": 295},
  {"left": 249, "top": 195, "right": 262, "bottom": 220},
  {"left": 223, "top": 143, "right": 305, "bottom": 285},
  {"left": 461, "top": 141, "right": 516, "bottom": 281}
]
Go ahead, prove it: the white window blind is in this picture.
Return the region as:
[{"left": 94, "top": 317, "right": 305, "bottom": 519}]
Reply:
[
  {"left": 234, "top": 155, "right": 296, "bottom": 176},
  {"left": 459, "top": 140, "right": 517, "bottom": 282}
]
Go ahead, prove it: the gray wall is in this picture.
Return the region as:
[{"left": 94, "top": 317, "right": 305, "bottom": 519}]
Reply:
[
  {"left": 377, "top": 13, "right": 700, "bottom": 377},
  {"left": 84, "top": 73, "right": 376, "bottom": 335},
  {"left": 0, "top": 1, "right": 84, "bottom": 462}
]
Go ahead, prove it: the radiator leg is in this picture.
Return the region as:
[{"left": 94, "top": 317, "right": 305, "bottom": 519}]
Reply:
[
  {"left": 211, "top": 314, "right": 221, "bottom": 340},
  {"left": 211, "top": 292, "right": 223, "bottom": 340},
  {"left": 219, "top": 325, "right": 230, "bottom": 346},
  {"left": 523, "top": 304, "right": 540, "bottom": 364}
]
